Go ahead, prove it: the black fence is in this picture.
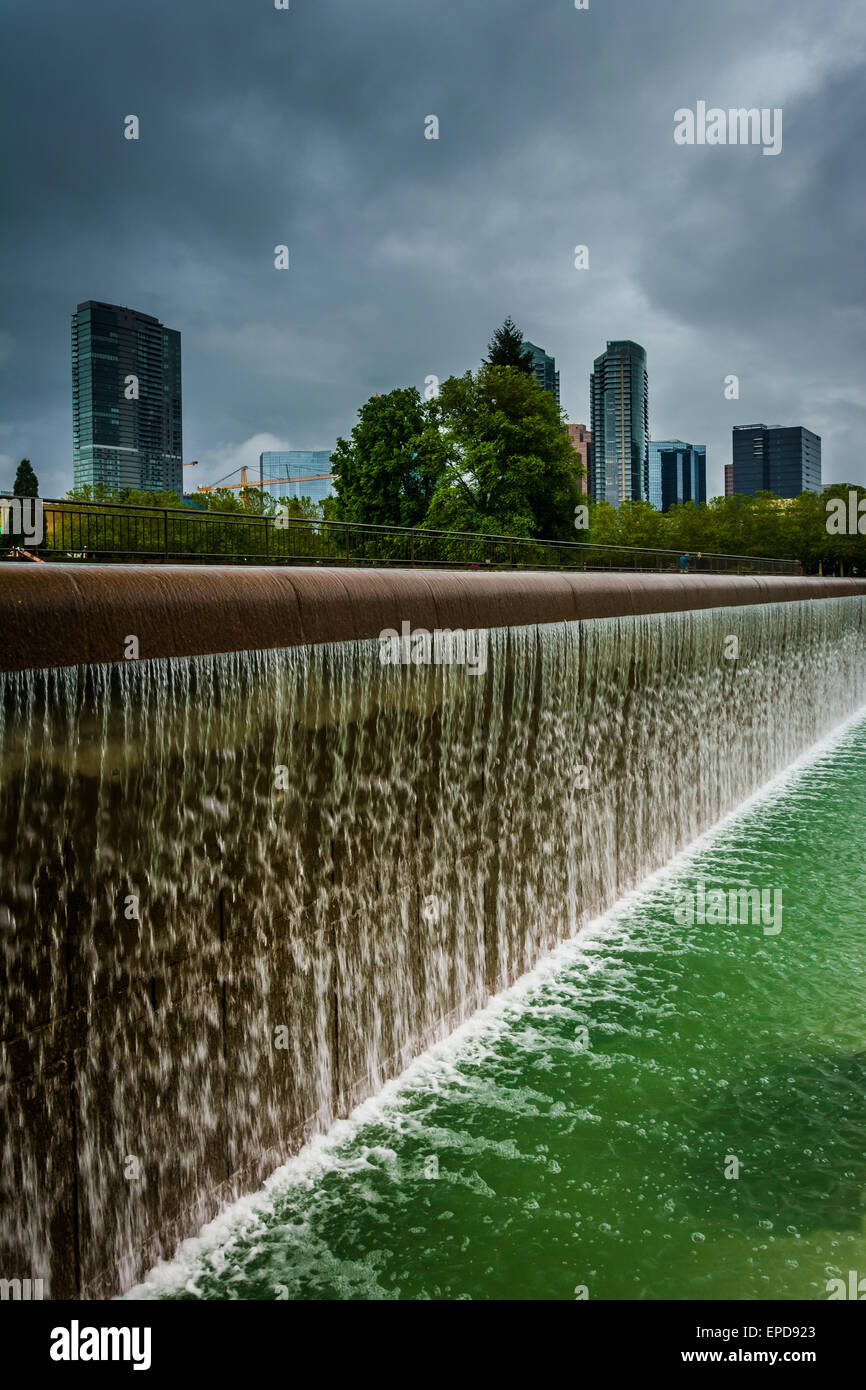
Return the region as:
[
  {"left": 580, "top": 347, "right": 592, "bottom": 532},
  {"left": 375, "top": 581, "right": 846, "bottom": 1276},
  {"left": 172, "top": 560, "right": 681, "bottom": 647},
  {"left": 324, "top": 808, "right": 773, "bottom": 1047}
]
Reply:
[{"left": 2, "top": 497, "right": 800, "bottom": 575}]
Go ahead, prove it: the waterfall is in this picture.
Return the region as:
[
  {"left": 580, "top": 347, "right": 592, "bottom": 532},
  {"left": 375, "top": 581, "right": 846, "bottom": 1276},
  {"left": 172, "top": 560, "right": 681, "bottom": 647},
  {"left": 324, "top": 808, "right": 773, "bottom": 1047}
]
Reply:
[{"left": 2, "top": 596, "right": 866, "bottom": 1297}]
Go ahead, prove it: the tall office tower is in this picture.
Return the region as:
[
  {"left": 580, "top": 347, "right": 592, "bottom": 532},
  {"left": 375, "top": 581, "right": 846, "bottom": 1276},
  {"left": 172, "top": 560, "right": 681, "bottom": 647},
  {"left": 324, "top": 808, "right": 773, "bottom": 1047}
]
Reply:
[
  {"left": 523, "top": 342, "right": 560, "bottom": 404},
  {"left": 724, "top": 463, "right": 734, "bottom": 498},
  {"left": 648, "top": 440, "right": 707, "bottom": 512},
  {"left": 731, "top": 424, "right": 821, "bottom": 498},
  {"left": 566, "top": 423, "right": 592, "bottom": 493},
  {"left": 589, "top": 340, "right": 649, "bottom": 505},
  {"left": 71, "top": 302, "right": 182, "bottom": 494},
  {"left": 259, "top": 450, "right": 334, "bottom": 504}
]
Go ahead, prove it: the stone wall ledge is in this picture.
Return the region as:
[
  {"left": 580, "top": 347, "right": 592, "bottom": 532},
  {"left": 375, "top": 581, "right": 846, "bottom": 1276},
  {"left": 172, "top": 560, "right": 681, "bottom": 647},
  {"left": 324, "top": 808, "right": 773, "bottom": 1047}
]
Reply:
[{"left": 2, "top": 564, "right": 865, "bottom": 673}]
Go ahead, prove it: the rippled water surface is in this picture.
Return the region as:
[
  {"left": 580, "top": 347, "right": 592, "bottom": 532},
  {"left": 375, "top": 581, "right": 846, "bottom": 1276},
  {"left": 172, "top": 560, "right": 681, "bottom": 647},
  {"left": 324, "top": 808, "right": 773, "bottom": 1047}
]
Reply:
[{"left": 131, "top": 714, "right": 866, "bottom": 1301}]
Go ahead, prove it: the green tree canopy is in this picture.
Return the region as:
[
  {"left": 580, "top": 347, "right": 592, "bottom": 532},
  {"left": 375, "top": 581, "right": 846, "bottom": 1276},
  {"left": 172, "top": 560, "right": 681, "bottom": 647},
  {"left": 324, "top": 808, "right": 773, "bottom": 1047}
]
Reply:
[
  {"left": 13, "top": 458, "right": 39, "bottom": 497},
  {"left": 330, "top": 386, "right": 446, "bottom": 527},
  {"left": 485, "top": 316, "right": 534, "bottom": 373},
  {"left": 424, "top": 365, "right": 583, "bottom": 540}
]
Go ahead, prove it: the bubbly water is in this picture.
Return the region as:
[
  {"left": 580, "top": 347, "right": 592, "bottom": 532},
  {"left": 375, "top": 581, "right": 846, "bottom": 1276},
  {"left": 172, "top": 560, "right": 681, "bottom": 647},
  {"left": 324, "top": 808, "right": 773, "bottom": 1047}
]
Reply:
[
  {"left": 2, "top": 597, "right": 866, "bottom": 1295},
  {"left": 127, "top": 710, "right": 866, "bottom": 1300}
]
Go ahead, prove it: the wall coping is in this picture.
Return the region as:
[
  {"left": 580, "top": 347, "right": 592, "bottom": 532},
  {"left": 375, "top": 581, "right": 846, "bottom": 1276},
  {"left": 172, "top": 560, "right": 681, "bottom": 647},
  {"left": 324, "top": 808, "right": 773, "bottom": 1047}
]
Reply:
[{"left": 2, "top": 564, "right": 866, "bottom": 673}]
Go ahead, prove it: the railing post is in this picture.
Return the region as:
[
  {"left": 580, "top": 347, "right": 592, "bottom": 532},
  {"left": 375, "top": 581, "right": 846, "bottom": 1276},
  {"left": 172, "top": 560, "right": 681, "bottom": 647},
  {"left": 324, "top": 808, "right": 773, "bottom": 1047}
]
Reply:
[
  {"left": 410, "top": 530, "right": 415, "bottom": 566},
  {"left": 345, "top": 524, "right": 350, "bottom": 563},
  {"left": 264, "top": 515, "right": 269, "bottom": 561},
  {"left": 163, "top": 509, "right": 169, "bottom": 562}
]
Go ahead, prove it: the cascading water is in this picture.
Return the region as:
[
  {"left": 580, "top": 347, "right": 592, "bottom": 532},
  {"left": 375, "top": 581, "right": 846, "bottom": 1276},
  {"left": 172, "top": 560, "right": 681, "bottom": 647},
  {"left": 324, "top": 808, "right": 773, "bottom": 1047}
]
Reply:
[{"left": 2, "top": 597, "right": 866, "bottom": 1297}]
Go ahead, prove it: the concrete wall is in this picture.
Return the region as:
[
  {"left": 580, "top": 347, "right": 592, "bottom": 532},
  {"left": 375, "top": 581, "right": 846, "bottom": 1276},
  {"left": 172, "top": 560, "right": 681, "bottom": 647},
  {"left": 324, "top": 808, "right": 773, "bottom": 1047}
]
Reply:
[
  {"left": 3, "top": 564, "right": 866, "bottom": 672},
  {"left": 2, "top": 566, "right": 866, "bottom": 1300}
]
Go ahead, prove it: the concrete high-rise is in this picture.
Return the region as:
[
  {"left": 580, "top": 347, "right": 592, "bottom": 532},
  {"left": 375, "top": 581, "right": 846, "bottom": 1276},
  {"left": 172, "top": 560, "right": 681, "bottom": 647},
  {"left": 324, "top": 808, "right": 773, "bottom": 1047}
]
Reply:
[
  {"left": 72, "top": 301, "right": 183, "bottom": 494},
  {"left": 648, "top": 440, "right": 706, "bottom": 512},
  {"left": 731, "top": 424, "right": 821, "bottom": 498},
  {"left": 523, "top": 342, "right": 560, "bottom": 404},
  {"left": 589, "top": 340, "right": 649, "bottom": 505}
]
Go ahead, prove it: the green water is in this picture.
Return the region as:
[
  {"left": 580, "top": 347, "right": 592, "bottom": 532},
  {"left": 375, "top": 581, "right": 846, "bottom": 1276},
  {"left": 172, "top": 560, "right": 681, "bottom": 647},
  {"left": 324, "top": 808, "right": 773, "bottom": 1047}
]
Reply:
[{"left": 133, "top": 713, "right": 866, "bottom": 1301}]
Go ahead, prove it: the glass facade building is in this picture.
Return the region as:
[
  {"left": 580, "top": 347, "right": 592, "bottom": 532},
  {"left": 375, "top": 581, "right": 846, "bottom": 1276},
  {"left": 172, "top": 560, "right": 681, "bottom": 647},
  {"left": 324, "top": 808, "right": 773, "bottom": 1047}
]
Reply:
[
  {"left": 259, "top": 451, "right": 334, "bottom": 504},
  {"left": 589, "top": 340, "right": 649, "bottom": 505},
  {"left": 731, "top": 425, "right": 821, "bottom": 498},
  {"left": 648, "top": 440, "right": 707, "bottom": 512},
  {"left": 523, "top": 342, "right": 560, "bottom": 404},
  {"left": 71, "top": 301, "right": 182, "bottom": 494}
]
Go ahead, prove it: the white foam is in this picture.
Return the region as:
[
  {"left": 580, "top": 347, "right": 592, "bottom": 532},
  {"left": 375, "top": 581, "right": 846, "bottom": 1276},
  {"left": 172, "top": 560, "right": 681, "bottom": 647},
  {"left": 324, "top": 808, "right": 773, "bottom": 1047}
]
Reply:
[{"left": 123, "top": 701, "right": 866, "bottom": 1299}]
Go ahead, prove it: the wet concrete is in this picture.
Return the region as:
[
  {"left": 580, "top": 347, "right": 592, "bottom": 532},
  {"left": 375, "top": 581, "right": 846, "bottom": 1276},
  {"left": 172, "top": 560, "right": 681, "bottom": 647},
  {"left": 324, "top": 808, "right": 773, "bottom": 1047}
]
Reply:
[{"left": 2, "top": 564, "right": 866, "bottom": 672}]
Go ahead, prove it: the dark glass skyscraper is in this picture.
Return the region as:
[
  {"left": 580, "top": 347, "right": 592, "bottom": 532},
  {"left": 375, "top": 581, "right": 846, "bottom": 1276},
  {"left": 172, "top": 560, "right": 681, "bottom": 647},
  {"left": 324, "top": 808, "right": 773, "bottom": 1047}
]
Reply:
[
  {"left": 72, "top": 301, "right": 183, "bottom": 494},
  {"left": 648, "top": 440, "right": 707, "bottom": 512},
  {"left": 523, "top": 342, "right": 560, "bottom": 404},
  {"left": 589, "top": 340, "right": 649, "bottom": 505},
  {"left": 731, "top": 424, "right": 821, "bottom": 498}
]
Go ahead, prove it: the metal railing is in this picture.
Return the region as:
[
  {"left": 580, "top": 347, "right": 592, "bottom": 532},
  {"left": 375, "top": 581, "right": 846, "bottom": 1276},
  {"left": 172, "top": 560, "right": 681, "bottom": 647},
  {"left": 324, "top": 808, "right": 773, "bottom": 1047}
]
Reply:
[{"left": 1, "top": 497, "right": 800, "bottom": 575}]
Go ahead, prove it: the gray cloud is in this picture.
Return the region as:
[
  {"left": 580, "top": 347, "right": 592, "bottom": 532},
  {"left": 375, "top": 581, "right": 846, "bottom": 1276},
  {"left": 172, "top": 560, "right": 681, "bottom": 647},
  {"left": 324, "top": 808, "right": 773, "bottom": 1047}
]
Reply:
[{"left": 1, "top": 0, "right": 864, "bottom": 500}]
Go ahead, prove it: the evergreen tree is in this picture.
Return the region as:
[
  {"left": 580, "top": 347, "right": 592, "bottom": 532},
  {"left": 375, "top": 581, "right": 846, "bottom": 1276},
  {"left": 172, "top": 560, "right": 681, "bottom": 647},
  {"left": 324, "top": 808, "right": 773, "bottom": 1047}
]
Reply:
[
  {"left": 13, "top": 458, "right": 39, "bottom": 497},
  {"left": 485, "top": 317, "right": 534, "bottom": 373}
]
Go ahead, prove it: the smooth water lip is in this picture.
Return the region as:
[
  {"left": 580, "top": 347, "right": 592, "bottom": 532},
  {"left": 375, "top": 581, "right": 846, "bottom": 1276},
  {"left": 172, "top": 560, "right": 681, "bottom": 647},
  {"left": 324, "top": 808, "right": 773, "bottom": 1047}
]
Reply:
[{"left": 123, "top": 698, "right": 866, "bottom": 1300}]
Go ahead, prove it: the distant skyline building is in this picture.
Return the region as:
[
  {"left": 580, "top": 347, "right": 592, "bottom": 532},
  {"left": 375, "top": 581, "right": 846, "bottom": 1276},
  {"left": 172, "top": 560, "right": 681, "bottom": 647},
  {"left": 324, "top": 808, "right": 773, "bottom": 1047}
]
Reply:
[
  {"left": 71, "top": 301, "right": 182, "bottom": 494},
  {"left": 259, "top": 450, "right": 334, "bottom": 504},
  {"left": 523, "top": 341, "right": 560, "bottom": 404},
  {"left": 731, "top": 424, "right": 821, "bottom": 498},
  {"left": 566, "top": 423, "right": 592, "bottom": 493},
  {"left": 648, "top": 440, "right": 707, "bottom": 512},
  {"left": 724, "top": 463, "right": 734, "bottom": 498},
  {"left": 589, "top": 340, "right": 649, "bottom": 506}
]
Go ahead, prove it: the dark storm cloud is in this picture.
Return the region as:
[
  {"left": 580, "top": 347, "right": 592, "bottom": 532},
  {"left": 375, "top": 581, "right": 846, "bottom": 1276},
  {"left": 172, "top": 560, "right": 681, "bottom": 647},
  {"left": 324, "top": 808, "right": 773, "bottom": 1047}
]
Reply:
[{"left": 1, "top": 0, "right": 864, "bottom": 498}]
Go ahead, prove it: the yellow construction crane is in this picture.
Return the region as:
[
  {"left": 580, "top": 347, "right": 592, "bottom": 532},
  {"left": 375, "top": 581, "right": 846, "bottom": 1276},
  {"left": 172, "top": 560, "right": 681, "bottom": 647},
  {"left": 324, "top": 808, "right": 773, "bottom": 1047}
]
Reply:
[{"left": 196, "top": 465, "right": 331, "bottom": 494}]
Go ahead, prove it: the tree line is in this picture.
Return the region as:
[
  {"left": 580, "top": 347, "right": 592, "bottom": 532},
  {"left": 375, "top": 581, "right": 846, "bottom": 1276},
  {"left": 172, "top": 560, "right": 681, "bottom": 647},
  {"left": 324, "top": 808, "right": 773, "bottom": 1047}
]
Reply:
[{"left": 6, "top": 319, "right": 866, "bottom": 571}]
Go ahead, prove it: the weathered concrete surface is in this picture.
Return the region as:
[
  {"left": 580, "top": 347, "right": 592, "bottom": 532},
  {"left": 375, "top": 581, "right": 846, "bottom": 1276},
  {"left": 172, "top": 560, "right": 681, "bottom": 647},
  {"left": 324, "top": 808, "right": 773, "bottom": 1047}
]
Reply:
[{"left": 2, "top": 563, "right": 866, "bottom": 672}]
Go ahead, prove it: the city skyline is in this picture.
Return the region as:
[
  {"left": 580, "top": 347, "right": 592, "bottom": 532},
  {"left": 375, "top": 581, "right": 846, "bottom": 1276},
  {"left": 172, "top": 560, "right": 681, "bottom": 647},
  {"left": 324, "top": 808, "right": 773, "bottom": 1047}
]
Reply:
[
  {"left": 10, "top": 292, "right": 835, "bottom": 513},
  {"left": 61, "top": 300, "right": 828, "bottom": 508},
  {"left": 2, "top": 1, "right": 864, "bottom": 501}
]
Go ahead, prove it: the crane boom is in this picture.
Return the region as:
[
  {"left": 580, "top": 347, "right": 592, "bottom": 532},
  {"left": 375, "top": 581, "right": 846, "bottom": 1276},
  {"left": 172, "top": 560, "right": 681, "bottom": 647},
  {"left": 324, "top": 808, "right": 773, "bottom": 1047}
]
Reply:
[{"left": 196, "top": 472, "right": 331, "bottom": 493}]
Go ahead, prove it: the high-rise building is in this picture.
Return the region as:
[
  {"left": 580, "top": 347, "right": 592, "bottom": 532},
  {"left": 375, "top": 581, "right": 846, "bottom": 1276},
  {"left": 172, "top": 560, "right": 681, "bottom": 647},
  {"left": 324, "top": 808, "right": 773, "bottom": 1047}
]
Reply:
[
  {"left": 724, "top": 463, "right": 734, "bottom": 498},
  {"left": 523, "top": 342, "right": 560, "bottom": 404},
  {"left": 71, "top": 301, "right": 182, "bottom": 494},
  {"left": 566, "top": 424, "right": 591, "bottom": 494},
  {"left": 259, "top": 450, "right": 334, "bottom": 504},
  {"left": 589, "top": 340, "right": 649, "bottom": 505},
  {"left": 731, "top": 425, "right": 821, "bottom": 498},
  {"left": 648, "top": 440, "right": 706, "bottom": 512}
]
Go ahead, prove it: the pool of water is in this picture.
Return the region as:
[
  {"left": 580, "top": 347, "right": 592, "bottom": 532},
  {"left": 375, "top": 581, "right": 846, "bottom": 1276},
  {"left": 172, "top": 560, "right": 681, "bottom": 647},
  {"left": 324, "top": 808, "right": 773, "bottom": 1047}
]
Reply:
[{"left": 128, "top": 711, "right": 866, "bottom": 1301}]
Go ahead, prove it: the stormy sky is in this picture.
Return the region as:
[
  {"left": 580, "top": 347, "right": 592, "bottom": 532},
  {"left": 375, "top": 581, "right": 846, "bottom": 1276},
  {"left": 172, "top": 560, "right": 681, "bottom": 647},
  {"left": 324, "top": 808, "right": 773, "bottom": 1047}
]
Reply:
[{"left": 2, "top": 0, "right": 865, "bottom": 501}]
